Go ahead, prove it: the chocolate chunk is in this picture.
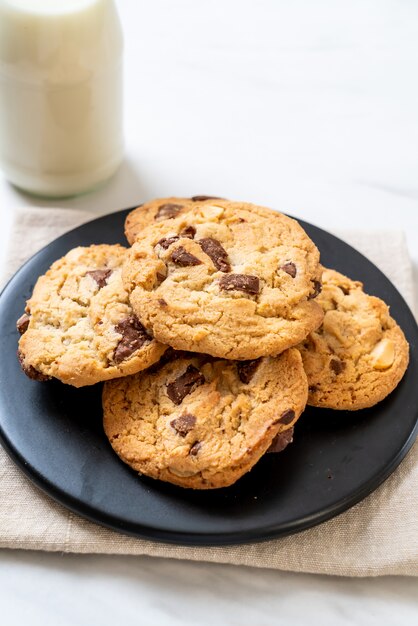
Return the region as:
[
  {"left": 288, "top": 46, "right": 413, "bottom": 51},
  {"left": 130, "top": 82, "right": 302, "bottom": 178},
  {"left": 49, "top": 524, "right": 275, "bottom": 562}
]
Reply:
[
  {"left": 158, "top": 298, "right": 167, "bottom": 307},
  {"left": 219, "top": 274, "right": 260, "bottom": 295},
  {"left": 158, "top": 228, "right": 195, "bottom": 249},
  {"left": 191, "top": 195, "right": 223, "bottom": 202},
  {"left": 156, "top": 272, "right": 167, "bottom": 285},
  {"left": 308, "top": 280, "right": 322, "bottom": 299},
  {"left": 16, "top": 313, "right": 30, "bottom": 335},
  {"left": 189, "top": 441, "right": 202, "bottom": 456},
  {"left": 86, "top": 269, "right": 112, "bottom": 289},
  {"left": 330, "top": 358, "right": 346, "bottom": 375},
  {"left": 199, "top": 237, "right": 231, "bottom": 272},
  {"left": 308, "top": 385, "right": 318, "bottom": 393},
  {"left": 274, "top": 409, "right": 295, "bottom": 425},
  {"left": 155, "top": 203, "right": 184, "bottom": 221},
  {"left": 170, "top": 413, "right": 197, "bottom": 437},
  {"left": 114, "top": 316, "right": 150, "bottom": 363},
  {"left": 171, "top": 246, "right": 202, "bottom": 267},
  {"left": 280, "top": 262, "right": 297, "bottom": 278},
  {"left": 237, "top": 358, "right": 261, "bottom": 384},
  {"left": 17, "top": 350, "right": 50, "bottom": 381},
  {"left": 180, "top": 225, "right": 196, "bottom": 239},
  {"left": 157, "top": 236, "right": 179, "bottom": 249},
  {"left": 166, "top": 365, "right": 205, "bottom": 405},
  {"left": 267, "top": 427, "right": 294, "bottom": 454}
]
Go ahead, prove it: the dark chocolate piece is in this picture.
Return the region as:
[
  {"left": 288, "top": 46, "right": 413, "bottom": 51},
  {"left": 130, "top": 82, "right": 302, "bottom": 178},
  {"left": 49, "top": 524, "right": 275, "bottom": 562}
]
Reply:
[
  {"left": 171, "top": 246, "right": 202, "bottom": 267},
  {"left": 275, "top": 409, "right": 295, "bottom": 425},
  {"left": 280, "top": 262, "right": 297, "bottom": 278},
  {"left": 190, "top": 195, "right": 223, "bottom": 202},
  {"left": 267, "top": 427, "right": 294, "bottom": 453},
  {"left": 180, "top": 226, "right": 196, "bottom": 239},
  {"left": 16, "top": 313, "right": 30, "bottom": 335},
  {"left": 86, "top": 269, "right": 112, "bottom": 288},
  {"left": 330, "top": 358, "right": 346, "bottom": 375},
  {"left": 189, "top": 441, "right": 202, "bottom": 456},
  {"left": 236, "top": 358, "right": 261, "bottom": 384},
  {"left": 308, "top": 280, "right": 322, "bottom": 299},
  {"left": 155, "top": 203, "right": 184, "bottom": 221},
  {"left": 114, "top": 316, "right": 150, "bottom": 363},
  {"left": 199, "top": 237, "right": 231, "bottom": 272},
  {"left": 166, "top": 365, "right": 205, "bottom": 405},
  {"left": 170, "top": 413, "right": 197, "bottom": 437},
  {"left": 157, "top": 236, "right": 179, "bottom": 249},
  {"left": 219, "top": 274, "right": 260, "bottom": 295}
]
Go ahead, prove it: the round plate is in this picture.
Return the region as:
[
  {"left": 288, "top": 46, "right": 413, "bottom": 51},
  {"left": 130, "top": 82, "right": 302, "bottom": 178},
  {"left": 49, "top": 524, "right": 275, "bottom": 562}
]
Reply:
[{"left": 0, "top": 209, "right": 417, "bottom": 546}]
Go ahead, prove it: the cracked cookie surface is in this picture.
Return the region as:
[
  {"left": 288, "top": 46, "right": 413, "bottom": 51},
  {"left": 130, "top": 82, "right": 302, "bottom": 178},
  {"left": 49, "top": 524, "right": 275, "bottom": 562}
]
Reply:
[
  {"left": 103, "top": 348, "right": 307, "bottom": 489},
  {"left": 298, "top": 268, "right": 409, "bottom": 410},
  {"left": 124, "top": 195, "right": 224, "bottom": 245},
  {"left": 17, "top": 245, "right": 166, "bottom": 387},
  {"left": 123, "top": 200, "right": 324, "bottom": 359}
]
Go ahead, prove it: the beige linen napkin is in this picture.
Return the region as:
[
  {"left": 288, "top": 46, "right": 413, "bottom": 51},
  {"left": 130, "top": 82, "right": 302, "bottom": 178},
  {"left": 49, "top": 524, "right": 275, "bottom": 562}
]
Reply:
[{"left": 1, "top": 208, "right": 417, "bottom": 577}]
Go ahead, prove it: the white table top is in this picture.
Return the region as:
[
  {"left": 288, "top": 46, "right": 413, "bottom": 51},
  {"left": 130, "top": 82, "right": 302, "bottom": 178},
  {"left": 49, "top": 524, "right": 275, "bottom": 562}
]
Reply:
[{"left": 0, "top": 1, "right": 417, "bottom": 623}]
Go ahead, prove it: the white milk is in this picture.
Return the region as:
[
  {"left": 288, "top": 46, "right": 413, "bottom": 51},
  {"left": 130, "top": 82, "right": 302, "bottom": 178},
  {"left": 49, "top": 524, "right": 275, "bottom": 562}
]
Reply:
[{"left": 0, "top": 0, "right": 123, "bottom": 197}]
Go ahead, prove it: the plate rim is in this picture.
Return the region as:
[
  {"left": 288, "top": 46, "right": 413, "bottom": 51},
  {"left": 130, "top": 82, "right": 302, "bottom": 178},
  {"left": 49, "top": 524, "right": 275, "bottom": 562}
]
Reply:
[{"left": 0, "top": 413, "right": 416, "bottom": 546}]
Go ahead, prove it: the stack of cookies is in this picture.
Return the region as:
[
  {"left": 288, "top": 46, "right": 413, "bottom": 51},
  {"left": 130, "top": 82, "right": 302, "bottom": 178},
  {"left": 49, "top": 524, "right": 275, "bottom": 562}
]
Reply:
[{"left": 17, "top": 197, "right": 409, "bottom": 489}]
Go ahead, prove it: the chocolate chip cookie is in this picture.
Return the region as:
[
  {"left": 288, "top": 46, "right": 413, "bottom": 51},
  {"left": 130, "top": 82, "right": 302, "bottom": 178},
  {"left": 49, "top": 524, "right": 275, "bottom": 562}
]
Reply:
[
  {"left": 103, "top": 348, "right": 307, "bottom": 489},
  {"left": 298, "top": 269, "right": 409, "bottom": 410},
  {"left": 17, "top": 245, "right": 166, "bottom": 387},
  {"left": 124, "top": 196, "right": 224, "bottom": 245},
  {"left": 123, "top": 200, "right": 324, "bottom": 360}
]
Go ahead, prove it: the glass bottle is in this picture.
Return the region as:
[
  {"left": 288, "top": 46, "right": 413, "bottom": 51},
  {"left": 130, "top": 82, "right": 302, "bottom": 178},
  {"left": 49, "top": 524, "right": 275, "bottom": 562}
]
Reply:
[{"left": 0, "top": 0, "right": 124, "bottom": 197}]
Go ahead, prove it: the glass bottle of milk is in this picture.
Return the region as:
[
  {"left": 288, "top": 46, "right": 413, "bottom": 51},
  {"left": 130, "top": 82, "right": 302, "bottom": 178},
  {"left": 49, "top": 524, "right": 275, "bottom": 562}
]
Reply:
[{"left": 0, "top": 0, "right": 123, "bottom": 197}]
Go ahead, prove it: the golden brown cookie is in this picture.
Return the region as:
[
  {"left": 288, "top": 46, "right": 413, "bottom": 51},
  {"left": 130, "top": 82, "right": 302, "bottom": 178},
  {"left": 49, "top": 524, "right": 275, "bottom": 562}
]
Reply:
[
  {"left": 17, "top": 245, "right": 166, "bottom": 387},
  {"left": 124, "top": 196, "right": 224, "bottom": 245},
  {"left": 298, "top": 269, "right": 409, "bottom": 410},
  {"left": 123, "top": 200, "right": 324, "bottom": 360},
  {"left": 103, "top": 348, "right": 307, "bottom": 489}
]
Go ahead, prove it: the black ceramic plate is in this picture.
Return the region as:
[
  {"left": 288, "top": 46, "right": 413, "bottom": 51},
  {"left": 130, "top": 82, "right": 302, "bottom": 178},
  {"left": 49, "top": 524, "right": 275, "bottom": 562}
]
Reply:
[{"left": 0, "top": 209, "right": 417, "bottom": 546}]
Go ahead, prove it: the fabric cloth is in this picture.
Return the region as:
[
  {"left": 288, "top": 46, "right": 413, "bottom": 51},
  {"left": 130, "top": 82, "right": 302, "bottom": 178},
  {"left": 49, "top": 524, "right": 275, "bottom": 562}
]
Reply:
[{"left": 0, "top": 207, "right": 417, "bottom": 577}]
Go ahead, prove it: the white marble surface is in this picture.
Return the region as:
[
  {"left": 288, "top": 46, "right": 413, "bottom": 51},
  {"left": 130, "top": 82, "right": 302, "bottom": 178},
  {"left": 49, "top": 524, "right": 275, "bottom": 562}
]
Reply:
[
  {"left": 0, "top": 551, "right": 418, "bottom": 626},
  {"left": 0, "top": 0, "right": 417, "bottom": 623}
]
